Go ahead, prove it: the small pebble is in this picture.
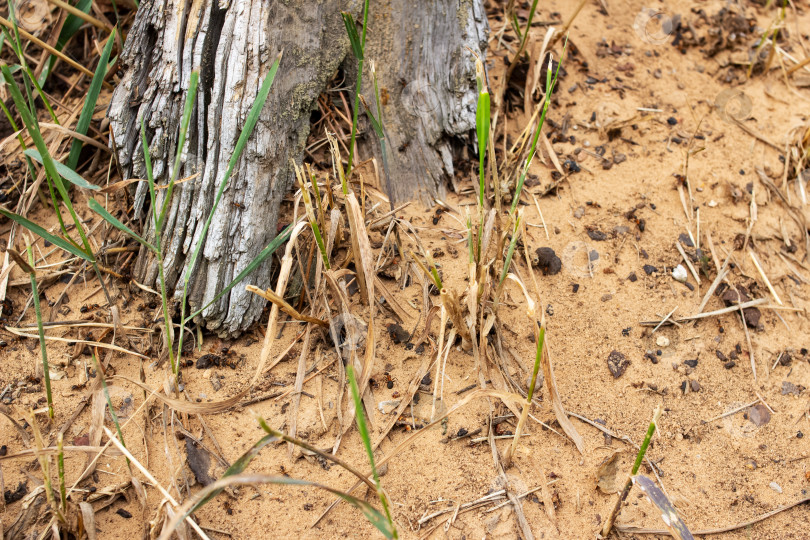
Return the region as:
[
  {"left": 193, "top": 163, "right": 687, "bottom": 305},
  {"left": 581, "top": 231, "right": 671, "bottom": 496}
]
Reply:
[
  {"left": 769, "top": 482, "right": 782, "bottom": 494},
  {"left": 667, "top": 117, "right": 678, "bottom": 125},
  {"left": 627, "top": 272, "right": 637, "bottom": 282},
  {"left": 724, "top": 361, "right": 736, "bottom": 369},
  {"left": 684, "top": 359, "right": 698, "bottom": 368},
  {"left": 672, "top": 264, "right": 688, "bottom": 283},
  {"left": 601, "top": 294, "right": 612, "bottom": 302},
  {"left": 643, "top": 264, "right": 657, "bottom": 275},
  {"left": 690, "top": 380, "right": 701, "bottom": 392},
  {"left": 656, "top": 336, "right": 670, "bottom": 348}
]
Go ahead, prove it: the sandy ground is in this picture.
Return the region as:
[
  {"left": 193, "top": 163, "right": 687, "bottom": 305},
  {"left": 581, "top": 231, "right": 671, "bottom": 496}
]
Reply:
[{"left": 1, "top": 0, "right": 809, "bottom": 538}]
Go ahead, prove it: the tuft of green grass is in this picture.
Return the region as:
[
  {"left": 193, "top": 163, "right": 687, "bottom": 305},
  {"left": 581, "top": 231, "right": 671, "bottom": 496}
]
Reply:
[
  {"left": 90, "top": 53, "right": 285, "bottom": 385},
  {"left": 0, "top": 20, "right": 115, "bottom": 308}
]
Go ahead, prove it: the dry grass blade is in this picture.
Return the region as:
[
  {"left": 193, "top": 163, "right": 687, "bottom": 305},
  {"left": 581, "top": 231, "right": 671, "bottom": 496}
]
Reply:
[
  {"left": 345, "top": 191, "right": 374, "bottom": 305},
  {"left": 79, "top": 501, "right": 97, "bottom": 540},
  {"left": 246, "top": 285, "right": 328, "bottom": 327},
  {"left": 0, "top": 445, "right": 120, "bottom": 461},
  {"left": 3, "top": 327, "right": 149, "bottom": 358},
  {"left": 617, "top": 496, "right": 810, "bottom": 536},
  {"left": 0, "top": 17, "right": 96, "bottom": 78},
  {"left": 0, "top": 405, "right": 31, "bottom": 446}
]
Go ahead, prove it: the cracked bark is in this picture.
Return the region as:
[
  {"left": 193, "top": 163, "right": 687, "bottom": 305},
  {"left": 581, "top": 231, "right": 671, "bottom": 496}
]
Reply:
[{"left": 108, "top": 0, "right": 488, "bottom": 336}]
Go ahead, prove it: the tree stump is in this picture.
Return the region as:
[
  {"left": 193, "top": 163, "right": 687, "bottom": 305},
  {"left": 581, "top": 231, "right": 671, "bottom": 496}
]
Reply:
[{"left": 108, "top": 0, "right": 488, "bottom": 335}]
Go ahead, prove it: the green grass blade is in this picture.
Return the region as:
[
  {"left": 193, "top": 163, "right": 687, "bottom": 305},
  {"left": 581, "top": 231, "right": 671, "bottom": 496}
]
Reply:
[
  {"left": 25, "top": 149, "right": 101, "bottom": 191},
  {"left": 188, "top": 433, "right": 277, "bottom": 515},
  {"left": 344, "top": 0, "right": 369, "bottom": 178},
  {"left": 168, "top": 474, "right": 394, "bottom": 540},
  {"left": 476, "top": 90, "right": 490, "bottom": 207},
  {"left": 341, "top": 12, "right": 364, "bottom": 60},
  {"left": 66, "top": 28, "right": 116, "bottom": 171},
  {"left": 57, "top": 433, "right": 67, "bottom": 512},
  {"left": 87, "top": 198, "right": 157, "bottom": 252},
  {"left": 186, "top": 222, "right": 293, "bottom": 322},
  {"left": 347, "top": 365, "right": 397, "bottom": 538},
  {"left": 180, "top": 54, "right": 281, "bottom": 304},
  {"left": 499, "top": 214, "right": 521, "bottom": 286},
  {"left": 510, "top": 38, "right": 567, "bottom": 214},
  {"left": 158, "top": 70, "right": 199, "bottom": 230},
  {"left": 0, "top": 208, "right": 92, "bottom": 261},
  {"left": 0, "top": 63, "right": 95, "bottom": 260},
  {"left": 27, "top": 244, "right": 53, "bottom": 418}
]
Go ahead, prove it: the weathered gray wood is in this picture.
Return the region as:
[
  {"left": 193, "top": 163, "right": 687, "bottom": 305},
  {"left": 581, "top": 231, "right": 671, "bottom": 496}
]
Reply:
[
  {"left": 358, "top": 0, "right": 488, "bottom": 204},
  {"left": 108, "top": 0, "right": 487, "bottom": 336}
]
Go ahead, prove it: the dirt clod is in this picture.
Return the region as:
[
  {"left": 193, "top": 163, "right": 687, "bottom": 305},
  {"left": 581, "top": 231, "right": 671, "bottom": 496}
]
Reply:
[
  {"left": 534, "top": 247, "right": 562, "bottom": 275},
  {"left": 748, "top": 404, "right": 771, "bottom": 427},
  {"left": 607, "top": 350, "right": 630, "bottom": 378}
]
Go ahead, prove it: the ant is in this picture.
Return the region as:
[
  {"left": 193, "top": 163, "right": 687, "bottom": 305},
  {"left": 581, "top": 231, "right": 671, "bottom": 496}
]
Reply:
[{"left": 383, "top": 372, "right": 397, "bottom": 389}]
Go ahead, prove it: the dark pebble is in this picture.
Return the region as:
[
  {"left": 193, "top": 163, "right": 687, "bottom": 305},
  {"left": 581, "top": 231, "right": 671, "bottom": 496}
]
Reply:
[
  {"left": 4, "top": 482, "right": 27, "bottom": 504},
  {"left": 678, "top": 233, "right": 694, "bottom": 247},
  {"left": 627, "top": 272, "right": 637, "bottom": 282},
  {"left": 534, "top": 247, "right": 562, "bottom": 275},
  {"left": 715, "top": 350, "right": 727, "bottom": 361},
  {"left": 572, "top": 283, "right": 580, "bottom": 293},
  {"left": 684, "top": 359, "right": 698, "bottom": 368},
  {"left": 0, "top": 445, "right": 5, "bottom": 456},
  {"left": 607, "top": 350, "right": 630, "bottom": 378},
  {"left": 798, "top": 431, "right": 804, "bottom": 439},
  {"left": 116, "top": 508, "right": 133, "bottom": 519},
  {"left": 690, "top": 380, "right": 701, "bottom": 392},
  {"left": 643, "top": 264, "right": 657, "bottom": 275},
  {"left": 667, "top": 117, "right": 678, "bottom": 125},
  {"left": 195, "top": 354, "right": 221, "bottom": 369},
  {"left": 387, "top": 324, "right": 410, "bottom": 345},
  {"left": 644, "top": 351, "right": 658, "bottom": 364},
  {"left": 587, "top": 229, "right": 607, "bottom": 241},
  {"left": 421, "top": 373, "right": 432, "bottom": 386},
  {"left": 724, "top": 361, "right": 736, "bottom": 369}
]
